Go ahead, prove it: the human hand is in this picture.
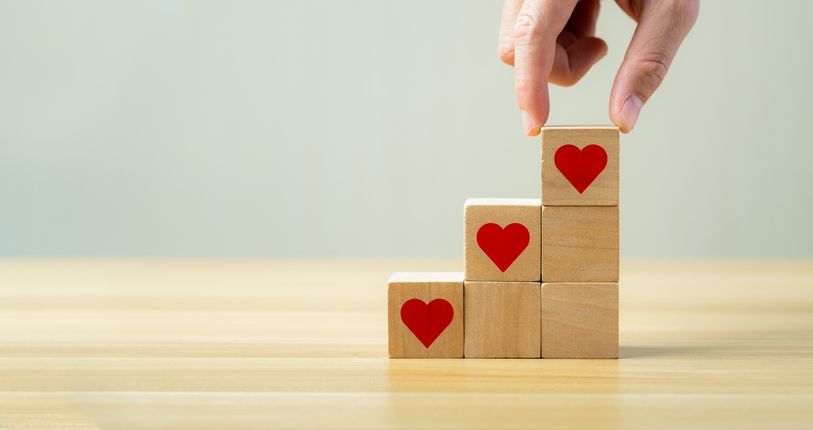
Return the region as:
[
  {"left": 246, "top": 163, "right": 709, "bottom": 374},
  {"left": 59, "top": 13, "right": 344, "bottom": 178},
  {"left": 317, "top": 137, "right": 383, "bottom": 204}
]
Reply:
[{"left": 499, "top": 0, "right": 699, "bottom": 135}]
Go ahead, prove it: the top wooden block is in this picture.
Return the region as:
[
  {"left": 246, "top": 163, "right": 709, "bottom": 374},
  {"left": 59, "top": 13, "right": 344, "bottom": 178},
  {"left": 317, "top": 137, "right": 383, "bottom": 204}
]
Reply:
[{"left": 541, "top": 126, "right": 619, "bottom": 206}]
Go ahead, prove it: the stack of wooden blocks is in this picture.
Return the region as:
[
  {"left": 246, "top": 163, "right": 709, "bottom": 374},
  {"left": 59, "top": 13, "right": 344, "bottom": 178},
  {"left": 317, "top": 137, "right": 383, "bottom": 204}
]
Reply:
[{"left": 388, "top": 126, "right": 619, "bottom": 359}]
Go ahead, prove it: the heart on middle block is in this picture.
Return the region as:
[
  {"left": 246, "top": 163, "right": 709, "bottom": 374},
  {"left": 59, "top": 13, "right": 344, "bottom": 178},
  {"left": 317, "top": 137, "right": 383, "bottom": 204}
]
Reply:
[{"left": 476, "top": 223, "right": 530, "bottom": 272}]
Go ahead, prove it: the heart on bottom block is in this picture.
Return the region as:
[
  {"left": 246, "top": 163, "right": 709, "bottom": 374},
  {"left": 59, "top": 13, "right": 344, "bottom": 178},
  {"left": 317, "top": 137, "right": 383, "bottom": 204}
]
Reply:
[{"left": 400, "top": 298, "right": 454, "bottom": 348}]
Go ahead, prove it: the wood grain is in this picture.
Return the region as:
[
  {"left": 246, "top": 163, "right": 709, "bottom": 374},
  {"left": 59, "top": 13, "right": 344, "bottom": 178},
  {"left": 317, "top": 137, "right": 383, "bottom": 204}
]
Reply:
[
  {"left": 541, "top": 126, "right": 619, "bottom": 206},
  {"left": 464, "top": 198, "right": 541, "bottom": 282},
  {"left": 540, "top": 283, "right": 618, "bottom": 358},
  {"left": 463, "top": 281, "right": 541, "bottom": 358},
  {"left": 388, "top": 272, "right": 464, "bottom": 358},
  {"left": 1, "top": 260, "right": 813, "bottom": 429},
  {"left": 541, "top": 206, "right": 619, "bottom": 282}
]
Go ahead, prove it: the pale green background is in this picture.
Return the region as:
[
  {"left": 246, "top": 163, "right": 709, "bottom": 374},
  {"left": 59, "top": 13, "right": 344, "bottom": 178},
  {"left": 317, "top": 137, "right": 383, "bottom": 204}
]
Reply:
[{"left": 1, "top": 1, "right": 811, "bottom": 258}]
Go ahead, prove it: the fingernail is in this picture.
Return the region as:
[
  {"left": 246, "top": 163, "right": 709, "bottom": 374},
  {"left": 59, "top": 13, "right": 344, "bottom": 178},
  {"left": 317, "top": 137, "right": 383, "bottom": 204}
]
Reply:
[
  {"left": 620, "top": 95, "right": 643, "bottom": 132},
  {"left": 521, "top": 110, "right": 539, "bottom": 136}
]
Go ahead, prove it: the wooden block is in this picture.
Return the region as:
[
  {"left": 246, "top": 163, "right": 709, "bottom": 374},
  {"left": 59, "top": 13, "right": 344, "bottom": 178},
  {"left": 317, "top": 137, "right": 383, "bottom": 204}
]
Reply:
[
  {"left": 541, "top": 205, "right": 619, "bottom": 282},
  {"left": 540, "top": 283, "right": 618, "bottom": 358},
  {"left": 464, "top": 198, "right": 541, "bottom": 282},
  {"left": 388, "top": 272, "right": 464, "bottom": 358},
  {"left": 541, "top": 126, "right": 619, "bottom": 206},
  {"left": 464, "top": 281, "right": 540, "bottom": 358}
]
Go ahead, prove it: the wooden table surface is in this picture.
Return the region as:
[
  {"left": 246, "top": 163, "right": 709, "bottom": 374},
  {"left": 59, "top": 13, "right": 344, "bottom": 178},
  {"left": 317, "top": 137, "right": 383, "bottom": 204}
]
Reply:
[{"left": 1, "top": 260, "right": 812, "bottom": 429}]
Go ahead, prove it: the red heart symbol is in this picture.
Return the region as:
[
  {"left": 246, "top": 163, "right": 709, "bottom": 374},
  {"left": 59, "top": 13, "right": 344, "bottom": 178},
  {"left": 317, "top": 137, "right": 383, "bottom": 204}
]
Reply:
[
  {"left": 476, "top": 223, "right": 530, "bottom": 272},
  {"left": 554, "top": 144, "right": 608, "bottom": 193},
  {"left": 400, "top": 298, "right": 454, "bottom": 348}
]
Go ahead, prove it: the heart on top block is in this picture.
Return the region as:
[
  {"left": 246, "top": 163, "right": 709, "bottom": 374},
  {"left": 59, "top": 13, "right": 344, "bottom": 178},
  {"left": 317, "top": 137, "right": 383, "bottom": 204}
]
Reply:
[
  {"left": 554, "top": 144, "right": 608, "bottom": 193},
  {"left": 400, "top": 298, "right": 454, "bottom": 348},
  {"left": 476, "top": 223, "right": 530, "bottom": 272}
]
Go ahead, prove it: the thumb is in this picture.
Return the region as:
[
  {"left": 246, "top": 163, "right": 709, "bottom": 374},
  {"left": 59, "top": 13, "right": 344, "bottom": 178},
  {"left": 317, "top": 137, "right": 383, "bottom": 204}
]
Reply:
[{"left": 610, "top": 0, "right": 699, "bottom": 133}]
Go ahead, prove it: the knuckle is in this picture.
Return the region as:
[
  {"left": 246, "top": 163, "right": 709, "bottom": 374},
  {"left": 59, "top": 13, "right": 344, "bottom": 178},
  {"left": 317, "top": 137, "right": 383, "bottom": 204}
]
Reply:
[
  {"left": 635, "top": 52, "right": 671, "bottom": 84},
  {"left": 557, "top": 75, "right": 579, "bottom": 87},
  {"left": 512, "top": 13, "right": 538, "bottom": 41}
]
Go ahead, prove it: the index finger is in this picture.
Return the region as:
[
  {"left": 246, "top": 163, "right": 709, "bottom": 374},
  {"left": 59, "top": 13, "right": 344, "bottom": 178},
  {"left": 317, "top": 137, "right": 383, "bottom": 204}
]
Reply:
[{"left": 512, "top": 0, "right": 578, "bottom": 135}]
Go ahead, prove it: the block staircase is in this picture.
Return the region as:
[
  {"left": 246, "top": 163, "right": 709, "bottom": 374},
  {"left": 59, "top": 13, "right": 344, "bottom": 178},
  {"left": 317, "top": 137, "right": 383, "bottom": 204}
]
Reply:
[{"left": 388, "top": 126, "right": 619, "bottom": 359}]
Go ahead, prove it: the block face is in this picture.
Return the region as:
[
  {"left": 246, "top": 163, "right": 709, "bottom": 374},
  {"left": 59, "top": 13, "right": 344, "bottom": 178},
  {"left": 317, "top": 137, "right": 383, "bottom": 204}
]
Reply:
[
  {"left": 541, "top": 126, "right": 619, "bottom": 206},
  {"left": 464, "top": 282, "right": 541, "bottom": 358},
  {"left": 541, "top": 206, "right": 619, "bottom": 282},
  {"left": 388, "top": 272, "right": 464, "bottom": 358},
  {"left": 540, "top": 283, "right": 618, "bottom": 358},
  {"left": 464, "top": 198, "right": 541, "bottom": 282}
]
